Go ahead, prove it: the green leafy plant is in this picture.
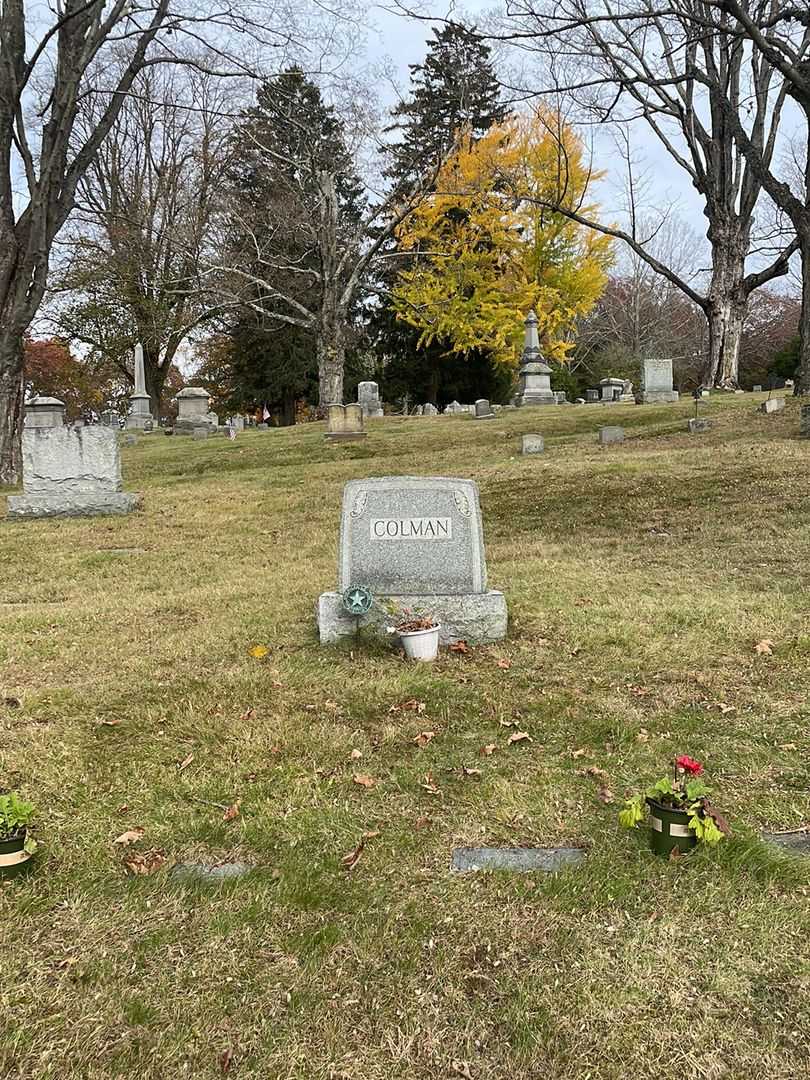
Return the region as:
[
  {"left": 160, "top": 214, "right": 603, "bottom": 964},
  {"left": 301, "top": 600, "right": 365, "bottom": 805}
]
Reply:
[
  {"left": 0, "top": 792, "right": 37, "bottom": 852},
  {"left": 619, "top": 756, "right": 728, "bottom": 844}
]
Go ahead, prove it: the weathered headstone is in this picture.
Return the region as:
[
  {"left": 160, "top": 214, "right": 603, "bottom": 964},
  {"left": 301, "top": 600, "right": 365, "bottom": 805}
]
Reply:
[
  {"left": 513, "top": 310, "right": 556, "bottom": 406},
  {"left": 521, "top": 434, "right": 544, "bottom": 454},
  {"left": 24, "top": 396, "right": 66, "bottom": 429},
  {"left": 474, "top": 399, "right": 495, "bottom": 419},
  {"left": 325, "top": 403, "right": 366, "bottom": 442},
  {"left": 7, "top": 426, "right": 140, "bottom": 519},
  {"left": 641, "top": 358, "right": 679, "bottom": 404},
  {"left": 316, "top": 476, "right": 507, "bottom": 645},
  {"left": 701, "top": 390, "right": 710, "bottom": 398},
  {"left": 423, "top": 403, "right": 439, "bottom": 416},
  {"left": 357, "top": 381, "right": 384, "bottom": 418},
  {"left": 753, "top": 384, "right": 763, "bottom": 392},
  {"left": 598, "top": 425, "right": 624, "bottom": 445},
  {"left": 600, "top": 377, "right": 633, "bottom": 403},
  {"left": 256, "top": 422, "right": 269, "bottom": 430},
  {"left": 125, "top": 343, "right": 155, "bottom": 431},
  {"left": 175, "top": 387, "right": 217, "bottom": 434},
  {"left": 192, "top": 426, "right": 209, "bottom": 440},
  {"left": 585, "top": 389, "right": 600, "bottom": 403},
  {"left": 688, "top": 418, "right": 712, "bottom": 434},
  {"left": 759, "top": 398, "right": 785, "bottom": 414}
]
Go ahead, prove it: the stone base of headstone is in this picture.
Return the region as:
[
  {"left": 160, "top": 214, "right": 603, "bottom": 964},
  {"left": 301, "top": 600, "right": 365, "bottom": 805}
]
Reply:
[
  {"left": 256, "top": 422, "right": 269, "bottom": 430},
  {"left": 759, "top": 398, "right": 785, "bottom": 414},
  {"left": 521, "top": 434, "right": 544, "bottom": 454},
  {"left": 316, "top": 590, "right": 508, "bottom": 646},
  {"left": 7, "top": 492, "right": 140, "bottom": 520},
  {"left": 598, "top": 426, "right": 624, "bottom": 445},
  {"left": 125, "top": 415, "right": 154, "bottom": 431},
  {"left": 324, "top": 431, "right": 368, "bottom": 443},
  {"left": 687, "top": 418, "right": 712, "bottom": 434},
  {"left": 192, "top": 427, "right": 209, "bottom": 440},
  {"left": 640, "top": 390, "right": 680, "bottom": 404},
  {"left": 513, "top": 390, "right": 557, "bottom": 407}
]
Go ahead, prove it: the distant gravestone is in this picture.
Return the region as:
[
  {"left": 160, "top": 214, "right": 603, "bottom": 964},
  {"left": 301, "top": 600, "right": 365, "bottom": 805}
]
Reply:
[
  {"left": 192, "top": 427, "right": 209, "bottom": 440},
  {"left": 585, "top": 389, "right": 599, "bottom": 403},
  {"left": 325, "top": 403, "right": 366, "bottom": 442},
  {"left": 521, "top": 434, "right": 544, "bottom": 454},
  {"left": 753, "top": 384, "right": 763, "bottom": 392},
  {"left": 688, "top": 418, "right": 712, "bottom": 434},
  {"left": 24, "top": 396, "right": 67, "bottom": 429},
  {"left": 358, "top": 381, "right": 384, "bottom": 418},
  {"left": 175, "top": 387, "right": 216, "bottom": 434},
  {"left": 316, "top": 476, "right": 507, "bottom": 645},
  {"left": 641, "top": 358, "right": 679, "bottom": 404},
  {"left": 598, "top": 426, "right": 624, "bottom": 445},
  {"left": 513, "top": 310, "right": 555, "bottom": 407},
  {"left": 474, "top": 399, "right": 495, "bottom": 419},
  {"left": 7, "top": 426, "right": 140, "bottom": 520},
  {"left": 125, "top": 343, "right": 155, "bottom": 431},
  {"left": 256, "top": 422, "right": 268, "bottom": 430},
  {"left": 760, "top": 398, "right": 785, "bottom": 414},
  {"left": 423, "top": 403, "right": 439, "bottom": 416}
]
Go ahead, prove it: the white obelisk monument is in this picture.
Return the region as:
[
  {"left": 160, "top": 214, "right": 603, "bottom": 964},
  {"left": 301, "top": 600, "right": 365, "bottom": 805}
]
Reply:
[{"left": 125, "top": 343, "right": 155, "bottom": 430}]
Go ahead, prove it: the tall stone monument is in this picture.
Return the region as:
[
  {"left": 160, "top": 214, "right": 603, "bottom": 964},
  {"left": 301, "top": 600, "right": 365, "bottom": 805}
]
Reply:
[
  {"left": 641, "top": 358, "right": 679, "bottom": 404},
  {"left": 513, "top": 311, "right": 555, "bottom": 407},
  {"left": 358, "top": 381, "right": 384, "bottom": 418},
  {"left": 125, "top": 344, "right": 154, "bottom": 430},
  {"left": 316, "top": 476, "right": 508, "bottom": 645},
  {"left": 8, "top": 400, "right": 139, "bottom": 519}
]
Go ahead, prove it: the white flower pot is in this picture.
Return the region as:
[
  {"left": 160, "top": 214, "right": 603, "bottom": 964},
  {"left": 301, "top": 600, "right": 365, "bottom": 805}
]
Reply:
[{"left": 399, "top": 625, "right": 441, "bottom": 661}]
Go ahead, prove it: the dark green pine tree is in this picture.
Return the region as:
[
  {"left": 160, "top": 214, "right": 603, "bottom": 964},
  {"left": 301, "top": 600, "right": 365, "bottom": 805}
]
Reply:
[
  {"left": 216, "top": 68, "right": 365, "bottom": 421},
  {"left": 369, "top": 23, "right": 509, "bottom": 407}
]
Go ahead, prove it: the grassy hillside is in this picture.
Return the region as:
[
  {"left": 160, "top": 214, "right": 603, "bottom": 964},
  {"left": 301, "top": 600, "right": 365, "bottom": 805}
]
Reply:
[{"left": 1, "top": 394, "right": 809, "bottom": 1079}]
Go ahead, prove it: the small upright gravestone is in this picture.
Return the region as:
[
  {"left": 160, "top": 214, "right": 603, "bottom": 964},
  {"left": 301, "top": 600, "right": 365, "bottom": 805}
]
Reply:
[
  {"left": 7, "top": 398, "right": 139, "bottom": 520},
  {"left": 688, "top": 418, "right": 712, "bottom": 434},
  {"left": 316, "top": 476, "right": 507, "bottom": 645},
  {"left": 760, "top": 398, "right": 785, "bottom": 415},
  {"left": 641, "top": 358, "right": 679, "bottom": 404},
  {"left": 325, "top": 403, "right": 366, "bottom": 442},
  {"left": 422, "top": 403, "right": 439, "bottom": 416},
  {"left": 513, "top": 310, "right": 556, "bottom": 406},
  {"left": 357, "top": 381, "right": 384, "bottom": 418},
  {"left": 474, "top": 399, "right": 495, "bottom": 420},
  {"left": 598, "top": 426, "right": 624, "bottom": 446},
  {"left": 753, "top": 385, "right": 763, "bottom": 392},
  {"left": 521, "top": 434, "right": 544, "bottom": 454}
]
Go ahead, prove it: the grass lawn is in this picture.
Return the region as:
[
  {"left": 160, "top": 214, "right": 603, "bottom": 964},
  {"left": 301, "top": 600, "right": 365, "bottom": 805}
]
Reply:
[{"left": 1, "top": 394, "right": 809, "bottom": 1079}]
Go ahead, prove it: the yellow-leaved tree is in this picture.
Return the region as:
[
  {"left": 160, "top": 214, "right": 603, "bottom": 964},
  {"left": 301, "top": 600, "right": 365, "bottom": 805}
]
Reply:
[{"left": 393, "top": 110, "right": 613, "bottom": 368}]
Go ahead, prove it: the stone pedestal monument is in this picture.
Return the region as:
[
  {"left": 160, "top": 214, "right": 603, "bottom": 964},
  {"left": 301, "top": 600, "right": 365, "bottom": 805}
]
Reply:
[
  {"left": 513, "top": 311, "right": 555, "bottom": 407},
  {"left": 641, "top": 358, "right": 679, "bottom": 404},
  {"left": 600, "top": 378, "right": 635, "bottom": 403},
  {"left": 316, "top": 476, "right": 507, "bottom": 645},
  {"left": 175, "top": 387, "right": 218, "bottom": 434},
  {"left": 358, "top": 381, "right": 384, "bottom": 418},
  {"left": 125, "top": 344, "right": 154, "bottom": 430},
  {"left": 8, "top": 399, "right": 139, "bottom": 519}
]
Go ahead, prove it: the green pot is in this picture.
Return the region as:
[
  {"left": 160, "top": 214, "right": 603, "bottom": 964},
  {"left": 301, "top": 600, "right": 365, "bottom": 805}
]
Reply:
[
  {"left": 0, "top": 830, "right": 33, "bottom": 879},
  {"left": 646, "top": 798, "right": 697, "bottom": 857}
]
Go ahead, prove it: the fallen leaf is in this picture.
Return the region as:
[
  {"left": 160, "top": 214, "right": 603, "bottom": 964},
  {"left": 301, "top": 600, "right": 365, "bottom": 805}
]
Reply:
[
  {"left": 779, "top": 742, "right": 798, "bottom": 751},
  {"left": 113, "top": 828, "right": 144, "bottom": 846},
  {"left": 498, "top": 718, "right": 518, "bottom": 728},
  {"left": 572, "top": 747, "right": 588, "bottom": 758},
  {"left": 627, "top": 684, "right": 651, "bottom": 697},
  {"left": 123, "top": 850, "right": 166, "bottom": 876},
  {"left": 350, "top": 748, "right": 363, "bottom": 760},
  {"left": 480, "top": 744, "right": 497, "bottom": 756},
  {"left": 414, "top": 815, "right": 431, "bottom": 829},
  {"left": 352, "top": 774, "right": 377, "bottom": 789},
  {"left": 240, "top": 707, "right": 256, "bottom": 722},
  {"left": 496, "top": 657, "right": 513, "bottom": 670},
  {"left": 248, "top": 644, "right": 269, "bottom": 659},
  {"left": 222, "top": 799, "right": 242, "bottom": 822},
  {"left": 577, "top": 765, "right": 609, "bottom": 780},
  {"left": 449, "top": 640, "right": 470, "bottom": 654},
  {"left": 669, "top": 846, "right": 683, "bottom": 863},
  {"left": 451, "top": 1062, "right": 474, "bottom": 1079},
  {"left": 116, "top": 804, "right": 129, "bottom": 814},
  {"left": 636, "top": 729, "right": 649, "bottom": 743},
  {"left": 2, "top": 696, "right": 21, "bottom": 709},
  {"left": 341, "top": 830, "right": 381, "bottom": 870},
  {"left": 219, "top": 1048, "right": 235, "bottom": 1074},
  {"left": 462, "top": 766, "right": 482, "bottom": 778},
  {"left": 177, "top": 753, "right": 194, "bottom": 771},
  {"left": 101, "top": 718, "right": 121, "bottom": 727},
  {"left": 271, "top": 680, "right": 283, "bottom": 690},
  {"left": 755, "top": 638, "right": 774, "bottom": 656},
  {"left": 716, "top": 702, "right": 736, "bottom": 715},
  {"left": 507, "top": 731, "right": 532, "bottom": 745},
  {"left": 597, "top": 786, "right": 615, "bottom": 804},
  {"left": 413, "top": 730, "right": 437, "bottom": 748},
  {"left": 389, "top": 698, "right": 426, "bottom": 713},
  {"left": 420, "top": 772, "right": 441, "bottom": 796}
]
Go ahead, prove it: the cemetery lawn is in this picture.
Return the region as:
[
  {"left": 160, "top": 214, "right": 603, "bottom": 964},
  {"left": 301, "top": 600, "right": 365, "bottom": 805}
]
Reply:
[{"left": 2, "top": 393, "right": 810, "bottom": 1080}]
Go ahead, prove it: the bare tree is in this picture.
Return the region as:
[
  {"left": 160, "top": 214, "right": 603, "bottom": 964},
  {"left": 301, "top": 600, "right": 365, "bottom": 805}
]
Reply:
[
  {"left": 0, "top": 0, "right": 314, "bottom": 483},
  {"left": 493, "top": 0, "right": 803, "bottom": 388},
  {"left": 48, "top": 66, "right": 237, "bottom": 416}
]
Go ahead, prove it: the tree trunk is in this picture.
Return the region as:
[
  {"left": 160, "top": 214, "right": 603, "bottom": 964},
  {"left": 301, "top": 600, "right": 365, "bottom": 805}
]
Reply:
[
  {"left": 702, "top": 230, "right": 748, "bottom": 389},
  {"left": 317, "top": 314, "right": 346, "bottom": 406},
  {"left": 0, "top": 332, "right": 24, "bottom": 487},
  {"left": 796, "top": 228, "right": 810, "bottom": 395}
]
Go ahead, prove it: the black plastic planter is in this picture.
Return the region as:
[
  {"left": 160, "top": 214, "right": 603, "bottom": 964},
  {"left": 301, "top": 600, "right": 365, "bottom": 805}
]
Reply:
[
  {"left": 0, "top": 830, "right": 33, "bottom": 879},
  {"left": 646, "top": 798, "right": 697, "bottom": 857}
]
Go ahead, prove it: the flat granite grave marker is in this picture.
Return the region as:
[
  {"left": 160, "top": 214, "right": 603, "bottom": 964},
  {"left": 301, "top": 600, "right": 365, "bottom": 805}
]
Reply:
[
  {"left": 7, "top": 424, "right": 140, "bottom": 519},
  {"left": 452, "top": 847, "right": 586, "bottom": 873},
  {"left": 598, "top": 426, "right": 624, "bottom": 445},
  {"left": 521, "top": 434, "right": 544, "bottom": 454},
  {"left": 316, "top": 476, "right": 507, "bottom": 644}
]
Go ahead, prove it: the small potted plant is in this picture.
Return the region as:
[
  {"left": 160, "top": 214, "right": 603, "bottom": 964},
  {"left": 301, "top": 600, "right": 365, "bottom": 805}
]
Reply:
[
  {"left": 619, "top": 755, "right": 728, "bottom": 856},
  {"left": 0, "top": 791, "right": 37, "bottom": 878},
  {"left": 386, "top": 607, "right": 441, "bottom": 662}
]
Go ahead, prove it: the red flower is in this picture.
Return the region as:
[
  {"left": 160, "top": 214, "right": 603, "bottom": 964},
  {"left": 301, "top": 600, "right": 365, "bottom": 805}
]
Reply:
[{"left": 676, "top": 754, "right": 703, "bottom": 776}]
